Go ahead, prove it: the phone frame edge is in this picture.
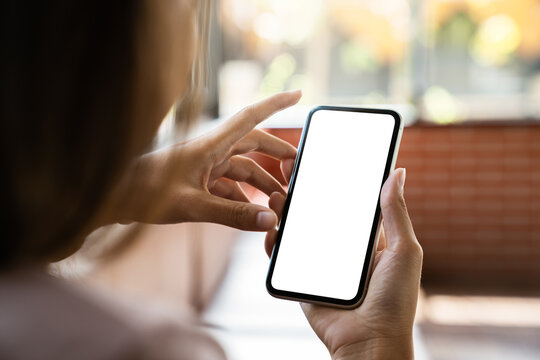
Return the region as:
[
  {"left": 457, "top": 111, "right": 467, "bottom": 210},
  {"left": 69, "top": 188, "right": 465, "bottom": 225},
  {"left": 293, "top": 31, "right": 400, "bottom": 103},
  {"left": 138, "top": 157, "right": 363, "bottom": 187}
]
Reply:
[{"left": 266, "top": 106, "right": 404, "bottom": 309}]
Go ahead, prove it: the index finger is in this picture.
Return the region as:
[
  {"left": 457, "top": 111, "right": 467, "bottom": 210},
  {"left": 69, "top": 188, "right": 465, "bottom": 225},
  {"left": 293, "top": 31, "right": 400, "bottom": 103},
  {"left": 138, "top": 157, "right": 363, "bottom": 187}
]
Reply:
[{"left": 212, "top": 90, "right": 302, "bottom": 150}]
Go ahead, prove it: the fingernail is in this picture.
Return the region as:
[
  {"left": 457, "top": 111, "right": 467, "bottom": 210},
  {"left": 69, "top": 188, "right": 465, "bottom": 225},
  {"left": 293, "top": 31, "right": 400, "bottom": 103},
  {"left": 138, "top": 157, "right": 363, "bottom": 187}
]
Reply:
[
  {"left": 257, "top": 211, "right": 276, "bottom": 229},
  {"left": 398, "top": 168, "right": 406, "bottom": 192},
  {"left": 289, "top": 89, "right": 302, "bottom": 95},
  {"left": 269, "top": 192, "right": 283, "bottom": 203}
]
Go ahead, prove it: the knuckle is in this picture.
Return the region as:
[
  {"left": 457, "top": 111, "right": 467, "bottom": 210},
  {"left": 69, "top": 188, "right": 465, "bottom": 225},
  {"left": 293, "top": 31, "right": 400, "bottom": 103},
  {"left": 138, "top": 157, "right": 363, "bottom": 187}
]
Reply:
[
  {"left": 383, "top": 192, "right": 409, "bottom": 217},
  {"left": 206, "top": 150, "right": 220, "bottom": 165},
  {"left": 269, "top": 97, "right": 281, "bottom": 109},
  {"left": 243, "top": 156, "right": 258, "bottom": 169},
  {"left": 228, "top": 204, "right": 252, "bottom": 228},
  {"left": 416, "top": 241, "right": 424, "bottom": 260},
  {"left": 234, "top": 155, "right": 256, "bottom": 171},
  {"left": 241, "top": 104, "right": 257, "bottom": 121},
  {"left": 244, "top": 158, "right": 261, "bottom": 176},
  {"left": 402, "top": 238, "right": 423, "bottom": 260},
  {"left": 411, "top": 240, "right": 423, "bottom": 258},
  {"left": 396, "top": 192, "right": 408, "bottom": 211}
]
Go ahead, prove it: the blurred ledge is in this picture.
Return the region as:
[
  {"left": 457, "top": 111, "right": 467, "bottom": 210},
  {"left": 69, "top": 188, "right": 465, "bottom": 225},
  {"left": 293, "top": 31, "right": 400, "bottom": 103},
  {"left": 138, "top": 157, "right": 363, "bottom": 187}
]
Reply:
[
  {"left": 418, "top": 294, "right": 540, "bottom": 328},
  {"left": 421, "top": 275, "right": 540, "bottom": 298},
  {"left": 414, "top": 118, "right": 540, "bottom": 127}
]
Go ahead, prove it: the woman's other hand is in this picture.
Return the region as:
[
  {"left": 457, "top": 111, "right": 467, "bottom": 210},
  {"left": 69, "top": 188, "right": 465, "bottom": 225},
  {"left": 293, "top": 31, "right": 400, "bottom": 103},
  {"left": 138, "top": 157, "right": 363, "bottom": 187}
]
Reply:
[
  {"left": 114, "top": 90, "right": 301, "bottom": 231},
  {"left": 265, "top": 168, "right": 423, "bottom": 360}
]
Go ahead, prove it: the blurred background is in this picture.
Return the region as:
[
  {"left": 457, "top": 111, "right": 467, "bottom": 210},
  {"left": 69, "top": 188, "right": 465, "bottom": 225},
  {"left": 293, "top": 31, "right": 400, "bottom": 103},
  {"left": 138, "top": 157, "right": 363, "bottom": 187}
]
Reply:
[
  {"left": 80, "top": 1, "right": 540, "bottom": 359},
  {"left": 212, "top": 0, "right": 540, "bottom": 121}
]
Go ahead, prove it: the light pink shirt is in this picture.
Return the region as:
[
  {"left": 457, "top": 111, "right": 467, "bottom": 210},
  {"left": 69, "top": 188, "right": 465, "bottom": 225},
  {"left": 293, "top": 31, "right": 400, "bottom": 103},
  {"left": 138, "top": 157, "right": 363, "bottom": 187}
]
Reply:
[{"left": 0, "top": 268, "right": 226, "bottom": 360}]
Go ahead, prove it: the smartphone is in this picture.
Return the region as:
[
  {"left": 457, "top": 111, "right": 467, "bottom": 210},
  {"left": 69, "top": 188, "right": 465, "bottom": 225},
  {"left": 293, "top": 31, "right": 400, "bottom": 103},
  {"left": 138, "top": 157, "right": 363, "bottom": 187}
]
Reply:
[{"left": 266, "top": 106, "right": 403, "bottom": 308}]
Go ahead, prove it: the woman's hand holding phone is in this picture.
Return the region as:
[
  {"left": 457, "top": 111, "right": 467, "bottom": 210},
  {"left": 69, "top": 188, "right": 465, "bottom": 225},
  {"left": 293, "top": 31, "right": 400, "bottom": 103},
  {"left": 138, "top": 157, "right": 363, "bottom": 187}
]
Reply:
[{"left": 265, "top": 169, "right": 423, "bottom": 360}]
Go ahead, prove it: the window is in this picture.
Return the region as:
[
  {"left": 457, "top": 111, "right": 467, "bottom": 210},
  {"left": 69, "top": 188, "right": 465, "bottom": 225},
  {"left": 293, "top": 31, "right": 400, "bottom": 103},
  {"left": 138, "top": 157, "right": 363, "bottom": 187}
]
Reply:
[{"left": 213, "top": 0, "right": 540, "bottom": 123}]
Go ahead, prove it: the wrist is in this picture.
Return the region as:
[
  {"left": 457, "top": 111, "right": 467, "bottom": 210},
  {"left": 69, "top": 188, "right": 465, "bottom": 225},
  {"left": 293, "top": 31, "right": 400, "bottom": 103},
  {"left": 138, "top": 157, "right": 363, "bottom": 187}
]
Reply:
[{"left": 332, "top": 335, "right": 414, "bottom": 360}]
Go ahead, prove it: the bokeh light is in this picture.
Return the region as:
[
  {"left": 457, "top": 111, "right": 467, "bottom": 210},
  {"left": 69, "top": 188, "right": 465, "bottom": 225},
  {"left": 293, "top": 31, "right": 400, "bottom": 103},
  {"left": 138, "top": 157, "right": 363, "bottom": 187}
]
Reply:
[
  {"left": 423, "top": 86, "right": 460, "bottom": 124},
  {"left": 471, "top": 14, "right": 521, "bottom": 66}
]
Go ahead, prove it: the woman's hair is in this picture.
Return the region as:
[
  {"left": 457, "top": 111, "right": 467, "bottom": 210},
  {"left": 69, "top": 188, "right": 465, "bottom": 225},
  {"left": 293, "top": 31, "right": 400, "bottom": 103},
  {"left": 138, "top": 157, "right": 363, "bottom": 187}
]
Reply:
[{"left": 0, "top": 1, "right": 209, "bottom": 269}]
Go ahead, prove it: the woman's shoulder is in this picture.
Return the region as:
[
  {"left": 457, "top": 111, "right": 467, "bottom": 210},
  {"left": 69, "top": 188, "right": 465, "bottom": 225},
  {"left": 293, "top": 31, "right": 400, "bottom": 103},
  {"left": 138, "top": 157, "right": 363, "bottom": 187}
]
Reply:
[{"left": 0, "top": 268, "right": 225, "bottom": 360}]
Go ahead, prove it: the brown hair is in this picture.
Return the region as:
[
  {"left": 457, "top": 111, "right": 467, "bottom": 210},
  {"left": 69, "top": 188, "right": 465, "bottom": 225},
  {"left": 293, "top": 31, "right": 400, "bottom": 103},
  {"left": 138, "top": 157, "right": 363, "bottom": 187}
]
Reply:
[{"left": 0, "top": 1, "right": 208, "bottom": 269}]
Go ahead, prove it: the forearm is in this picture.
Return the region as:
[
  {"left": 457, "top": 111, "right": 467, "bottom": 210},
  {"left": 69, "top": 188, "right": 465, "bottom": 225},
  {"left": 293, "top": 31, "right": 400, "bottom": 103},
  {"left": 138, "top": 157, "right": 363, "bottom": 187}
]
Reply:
[{"left": 332, "top": 335, "right": 414, "bottom": 360}]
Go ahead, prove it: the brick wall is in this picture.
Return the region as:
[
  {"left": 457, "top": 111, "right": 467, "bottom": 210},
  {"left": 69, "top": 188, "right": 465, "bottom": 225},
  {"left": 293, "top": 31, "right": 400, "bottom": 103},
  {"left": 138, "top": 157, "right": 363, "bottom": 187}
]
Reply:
[{"left": 256, "top": 124, "right": 540, "bottom": 295}]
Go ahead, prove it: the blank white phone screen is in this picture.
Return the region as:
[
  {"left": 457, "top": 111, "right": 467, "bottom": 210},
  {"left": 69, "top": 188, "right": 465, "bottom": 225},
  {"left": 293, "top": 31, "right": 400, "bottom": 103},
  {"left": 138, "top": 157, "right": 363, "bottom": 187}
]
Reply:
[{"left": 270, "top": 109, "right": 395, "bottom": 300}]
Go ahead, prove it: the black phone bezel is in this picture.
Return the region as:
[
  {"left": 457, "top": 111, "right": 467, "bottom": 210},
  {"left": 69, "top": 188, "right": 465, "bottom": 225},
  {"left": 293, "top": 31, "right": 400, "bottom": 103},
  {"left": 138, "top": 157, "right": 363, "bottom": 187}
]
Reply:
[{"left": 266, "top": 105, "right": 402, "bottom": 307}]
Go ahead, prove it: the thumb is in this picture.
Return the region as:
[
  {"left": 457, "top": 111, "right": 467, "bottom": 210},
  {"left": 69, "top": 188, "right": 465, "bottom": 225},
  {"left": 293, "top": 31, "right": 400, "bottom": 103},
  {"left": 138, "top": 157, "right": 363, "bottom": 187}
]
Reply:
[
  {"left": 380, "top": 168, "right": 417, "bottom": 251},
  {"left": 197, "top": 194, "right": 278, "bottom": 231}
]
